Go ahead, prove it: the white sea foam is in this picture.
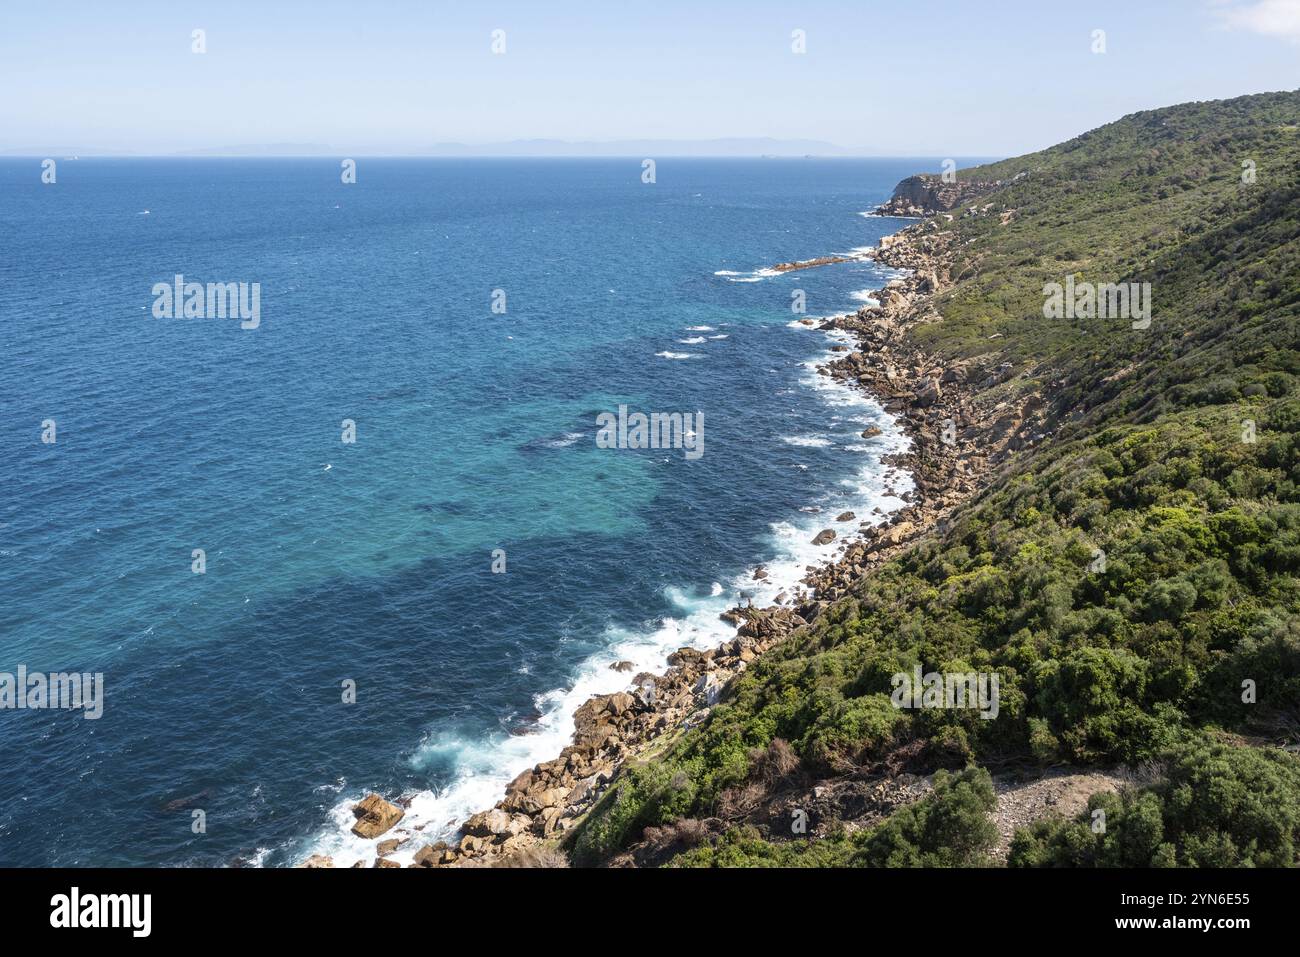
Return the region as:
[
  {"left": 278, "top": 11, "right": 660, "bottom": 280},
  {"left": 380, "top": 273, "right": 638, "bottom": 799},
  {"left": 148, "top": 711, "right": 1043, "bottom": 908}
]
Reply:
[
  {"left": 708, "top": 334, "right": 729, "bottom": 339},
  {"left": 850, "top": 289, "right": 880, "bottom": 305},
  {"left": 684, "top": 325, "right": 715, "bottom": 331},
  {"left": 294, "top": 593, "right": 747, "bottom": 868},
  {"left": 782, "top": 435, "right": 833, "bottom": 448},
  {"left": 655, "top": 351, "right": 699, "bottom": 360},
  {"left": 678, "top": 336, "right": 707, "bottom": 344},
  {"left": 714, "top": 267, "right": 780, "bottom": 283},
  {"left": 289, "top": 322, "right": 911, "bottom": 869},
  {"left": 247, "top": 846, "right": 273, "bottom": 867}
]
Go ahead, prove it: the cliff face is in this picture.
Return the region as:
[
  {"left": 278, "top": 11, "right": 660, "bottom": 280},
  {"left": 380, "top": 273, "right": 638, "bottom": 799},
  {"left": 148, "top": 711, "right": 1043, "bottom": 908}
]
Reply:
[{"left": 874, "top": 173, "right": 998, "bottom": 217}]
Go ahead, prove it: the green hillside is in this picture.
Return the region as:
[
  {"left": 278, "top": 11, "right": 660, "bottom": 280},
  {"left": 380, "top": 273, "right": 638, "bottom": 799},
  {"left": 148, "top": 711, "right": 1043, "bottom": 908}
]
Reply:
[{"left": 570, "top": 91, "right": 1300, "bottom": 868}]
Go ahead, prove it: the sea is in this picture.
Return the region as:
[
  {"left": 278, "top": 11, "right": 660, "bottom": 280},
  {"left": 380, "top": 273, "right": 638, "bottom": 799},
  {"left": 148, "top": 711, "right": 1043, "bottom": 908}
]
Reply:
[{"left": 0, "top": 155, "right": 956, "bottom": 866}]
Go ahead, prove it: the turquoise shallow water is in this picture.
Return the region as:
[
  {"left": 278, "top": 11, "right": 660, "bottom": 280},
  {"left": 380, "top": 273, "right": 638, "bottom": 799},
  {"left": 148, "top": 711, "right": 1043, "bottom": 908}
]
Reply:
[{"left": 0, "top": 156, "right": 949, "bottom": 866}]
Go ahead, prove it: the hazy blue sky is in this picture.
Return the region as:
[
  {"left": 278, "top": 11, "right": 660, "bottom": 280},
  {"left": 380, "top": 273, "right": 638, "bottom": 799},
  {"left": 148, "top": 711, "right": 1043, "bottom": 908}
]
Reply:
[{"left": 2, "top": 0, "right": 1297, "bottom": 155}]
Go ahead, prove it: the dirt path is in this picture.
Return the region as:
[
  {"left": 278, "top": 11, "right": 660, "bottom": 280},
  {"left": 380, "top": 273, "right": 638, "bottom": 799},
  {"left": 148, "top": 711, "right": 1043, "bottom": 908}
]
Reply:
[{"left": 990, "top": 769, "right": 1126, "bottom": 862}]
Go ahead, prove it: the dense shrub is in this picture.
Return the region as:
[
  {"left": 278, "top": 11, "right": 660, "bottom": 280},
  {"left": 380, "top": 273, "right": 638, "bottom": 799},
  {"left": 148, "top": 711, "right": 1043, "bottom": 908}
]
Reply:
[
  {"left": 1009, "top": 742, "right": 1300, "bottom": 867},
  {"left": 668, "top": 767, "right": 998, "bottom": 868},
  {"left": 570, "top": 92, "right": 1300, "bottom": 866},
  {"left": 850, "top": 767, "right": 998, "bottom": 867}
]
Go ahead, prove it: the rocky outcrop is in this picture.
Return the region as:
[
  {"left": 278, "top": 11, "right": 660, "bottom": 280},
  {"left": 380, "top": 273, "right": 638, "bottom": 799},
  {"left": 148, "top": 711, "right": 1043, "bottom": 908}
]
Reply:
[
  {"left": 463, "top": 808, "right": 514, "bottom": 837},
  {"left": 350, "top": 794, "right": 404, "bottom": 839},
  {"left": 772, "top": 254, "right": 857, "bottom": 273},
  {"left": 408, "top": 842, "right": 448, "bottom": 867},
  {"left": 873, "top": 174, "right": 999, "bottom": 217}
]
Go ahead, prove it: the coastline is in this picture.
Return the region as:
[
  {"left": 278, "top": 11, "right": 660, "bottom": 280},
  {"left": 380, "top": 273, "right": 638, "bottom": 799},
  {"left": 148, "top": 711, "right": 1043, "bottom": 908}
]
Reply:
[{"left": 304, "top": 179, "right": 1041, "bottom": 869}]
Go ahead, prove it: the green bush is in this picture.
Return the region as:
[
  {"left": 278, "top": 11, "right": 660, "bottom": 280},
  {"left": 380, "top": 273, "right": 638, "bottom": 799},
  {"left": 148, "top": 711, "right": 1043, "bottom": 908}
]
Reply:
[
  {"left": 1009, "top": 741, "right": 1300, "bottom": 867},
  {"left": 568, "top": 93, "right": 1300, "bottom": 866},
  {"left": 851, "top": 767, "right": 998, "bottom": 867}
]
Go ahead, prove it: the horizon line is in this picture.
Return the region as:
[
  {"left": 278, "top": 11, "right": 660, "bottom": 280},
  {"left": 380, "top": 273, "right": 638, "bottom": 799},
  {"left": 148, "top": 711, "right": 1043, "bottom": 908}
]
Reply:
[{"left": 1, "top": 152, "right": 1003, "bottom": 160}]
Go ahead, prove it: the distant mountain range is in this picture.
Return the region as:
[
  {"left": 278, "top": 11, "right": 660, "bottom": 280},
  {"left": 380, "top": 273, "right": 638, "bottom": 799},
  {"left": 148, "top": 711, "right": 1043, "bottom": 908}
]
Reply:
[{"left": 1, "top": 137, "right": 872, "bottom": 158}]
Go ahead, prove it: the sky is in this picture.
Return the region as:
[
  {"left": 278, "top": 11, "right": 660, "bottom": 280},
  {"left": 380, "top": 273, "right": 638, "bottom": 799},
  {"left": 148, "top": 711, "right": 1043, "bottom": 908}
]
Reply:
[{"left": 1, "top": 0, "right": 1297, "bottom": 156}]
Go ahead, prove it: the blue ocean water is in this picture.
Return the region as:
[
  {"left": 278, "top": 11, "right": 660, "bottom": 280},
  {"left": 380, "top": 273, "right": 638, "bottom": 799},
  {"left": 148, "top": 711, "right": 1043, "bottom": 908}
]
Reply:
[{"left": 0, "top": 156, "right": 941, "bottom": 866}]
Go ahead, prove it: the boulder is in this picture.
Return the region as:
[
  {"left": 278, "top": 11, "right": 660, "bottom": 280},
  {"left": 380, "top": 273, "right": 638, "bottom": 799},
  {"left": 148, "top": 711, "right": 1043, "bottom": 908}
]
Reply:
[
  {"left": 915, "top": 378, "right": 942, "bottom": 407},
  {"left": 836, "top": 511, "right": 856, "bottom": 522},
  {"left": 535, "top": 787, "right": 569, "bottom": 809},
  {"left": 667, "top": 647, "right": 707, "bottom": 667},
  {"left": 505, "top": 768, "right": 534, "bottom": 794},
  {"left": 463, "top": 807, "right": 512, "bottom": 837},
  {"left": 694, "top": 673, "right": 723, "bottom": 705},
  {"left": 533, "top": 806, "right": 564, "bottom": 836},
  {"left": 737, "top": 607, "right": 804, "bottom": 642},
  {"left": 609, "top": 660, "right": 634, "bottom": 673},
  {"left": 812, "top": 529, "right": 836, "bottom": 546},
  {"left": 633, "top": 683, "right": 657, "bottom": 710},
  {"left": 299, "top": 854, "right": 334, "bottom": 869},
  {"left": 413, "top": 842, "right": 449, "bottom": 867},
  {"left": 869, "top": 521, "right": 917, "bottom": 552},
  {"left": 861, "top": 426, "right": 883, "bottom": 438},
  {"left": 605, "top": 692, "right": 636, "bottom": 717},
  {"left": 571, "top": 699, "right": 611, "bottom": 741},
  {"left": 376, "top": 838, "right": 401, "bottom": 857},
  {"left": 567, "top": 775, "right": 600, "bottom": 805},
  {"left": 351, "top": 793, "right": 404, "bottom": 839}
]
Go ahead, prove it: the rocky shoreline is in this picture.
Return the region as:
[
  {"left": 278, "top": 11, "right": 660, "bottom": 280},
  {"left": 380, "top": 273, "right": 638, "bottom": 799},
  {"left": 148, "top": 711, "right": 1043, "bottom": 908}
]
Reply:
[
  {"left": 303, "top": 175, "right": 1051, "bottom": 869},
  {"left": 771, "top": 253, "right": 861, "bottom": 273}
]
